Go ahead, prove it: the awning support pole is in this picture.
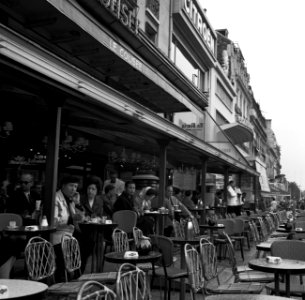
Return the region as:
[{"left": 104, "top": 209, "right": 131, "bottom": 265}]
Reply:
[
  {"left": 157, "top": 139, "right": 169, "bottom": 208},
  {"left": 253, "top": 175, "right": 258, "bottom": 211},
  {"left": 224, "top": 167, "right": 229, "bottom": 206},
  {"left": 44, "top": 104, "right": 62, "bottom": 227},
  {"left": 201, "top": 156, "right": 208, "bottom": 223}
]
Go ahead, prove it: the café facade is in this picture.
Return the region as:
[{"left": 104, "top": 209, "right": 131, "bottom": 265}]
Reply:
[{"left": 0, "top": 0, "right": 258, "bottom": 224}]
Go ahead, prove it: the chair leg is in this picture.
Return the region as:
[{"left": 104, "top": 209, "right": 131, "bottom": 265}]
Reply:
[
  {"left": 239, "top": 240, "right": 244, "bottom": 261},
  {"left": 163, "top": 279, "right": 168, "bottom": 300},
  {"left": 167, "top": 279, "right": 171, "bottom": 300}
]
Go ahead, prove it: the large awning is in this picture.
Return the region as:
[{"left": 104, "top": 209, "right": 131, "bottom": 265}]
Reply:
[
  {"left": 218, "top": 123, "right": 253, "bottom": 144},
  {"left": 255, "top": 162, "right": 271, "bottom": 192}
]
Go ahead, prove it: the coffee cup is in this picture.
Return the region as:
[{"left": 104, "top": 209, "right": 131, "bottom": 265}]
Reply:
[
  {"left": 35, "top": 200, "right": 41, "bottom": 211},
  {"left": 101, "top": 216, "right": 107, "bottom": 224},
  {"left": 9, "top": 221, "right": 16, "bottom": 228},
  {"left": 174, "top": 204, "right": 179, "bottom": 210}
]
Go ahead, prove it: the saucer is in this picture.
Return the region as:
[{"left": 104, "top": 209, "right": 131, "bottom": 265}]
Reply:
[{"left": 6, "top": 225, "right": 18, "bottom": 230}]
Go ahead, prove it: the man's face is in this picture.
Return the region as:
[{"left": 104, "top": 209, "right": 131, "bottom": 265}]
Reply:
[
  {"left": 110, "top": 173, "right": 117, "bottom": 183},
  {"left": 126, "top": 183, "right": 136, "bottom": 196},
  {"left": 20, "top": 174, "right": 33, "bottom": 192},
  {"left": 62, "top": 182, "right": 78, "bottom": 198},
  {"left": 166, "top": 186, "right": 173, "bottom": 198}
]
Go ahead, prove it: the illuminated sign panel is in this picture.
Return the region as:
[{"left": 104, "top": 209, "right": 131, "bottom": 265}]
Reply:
[
  {"left": 183, "top": 0, "right": 215, "bottom": 54},
  {"left": 98, "top": 0, "right": 139, "bottom": 34}
]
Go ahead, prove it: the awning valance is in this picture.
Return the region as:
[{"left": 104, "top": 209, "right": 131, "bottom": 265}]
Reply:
[
  {"left": 218, "top": 122, "right": 253, "bottom": 144},
  {"left": 255, "top": 161, "right": 270, "bottom": 192}
]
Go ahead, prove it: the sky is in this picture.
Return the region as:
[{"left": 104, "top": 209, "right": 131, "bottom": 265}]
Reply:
[{"left": 199, "top": 0, "right": 305, "bottom": 189}]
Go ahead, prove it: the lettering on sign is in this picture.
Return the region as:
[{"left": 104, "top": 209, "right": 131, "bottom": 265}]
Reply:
[
  {"left": 98, "top": 0, "right": 139, "bottom": 34},
  {"left": 109, "top": 38, "right": 143, "bottom": 71},
  {"left": 183, "top": 0, "right": 215, "bottom": 54},
  {"left": 182, "top": 122, "right": 203, "bottom": 129}
]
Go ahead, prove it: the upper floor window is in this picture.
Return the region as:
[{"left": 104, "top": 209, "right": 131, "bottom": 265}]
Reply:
[
  {"left": 146, "top": 0, "right": 159, "bottom": 20},
  {"left": 170, "top": 38, "right": 203, "bottom": 90},
  {"left": 216, "top": 80, "right": 233, "bottom": 111}
]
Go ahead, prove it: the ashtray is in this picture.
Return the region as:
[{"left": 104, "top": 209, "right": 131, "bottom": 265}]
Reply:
[
  {"left": 25, "top": 225, "right": 39, "bottom": 231},
  {"left": 295, "top": 228, "right": 303, "bottom": 232},
  {"left": 266, "top": 256, "right": 282, "bottom": 264},
  {"left": 124, "top": 251, "right": 139, "bottom": 259},
  {"left": 0, "top": 285, "right": 9, "bottom": 298}
]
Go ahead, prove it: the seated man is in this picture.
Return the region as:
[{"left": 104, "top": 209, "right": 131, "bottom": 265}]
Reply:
[
  {"left": 114, "top": 181, "right": 154, "bottom": 236},
  {"left": 8, "top": 173, "right": 40, "bottom": 225}
]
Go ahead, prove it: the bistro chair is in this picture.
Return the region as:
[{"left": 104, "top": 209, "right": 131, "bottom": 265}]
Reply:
[
  {"left": 172, "top": 219, "right": 185, "bottom": 238},
  {"left": 116, "top": 263, "right": 148, "bottom": 300},
  {"left": 60, "top": 234, "right": 117, "bottom": 284},
  {"left": 25, "top": 235, "right": 115, "bottom": 299},
  {"left": 76, "top": 280, "right": 116, "bottom": 300},
  {"left": 112, "top": 228, "right": 129, "bottom": 252},
  {"left": 230, "top": 218, "right": 246, "bottom": 261},
  {"left": 103, "top": 210, "right": 137, "bottom": 262},
  {"left": 150, "top": 235, "right": 187, "bottom": 300},
  {"left": 113, "top": 210, "right": 137, "bottom": 238},
  {"left": 24, "top": 236, "right": 56, "bottom": 282},
  {"left": 133, "top": 226, "right": 143, "bottom": 247},
  {"left": 223, "top": 232, "right": 274, "bottom": 283},
  {"left": 184, "top": 243, "right": 264, "bottom": 299},
  {"left": 214, "top": 219, "right": 235, "bottom": 260}
]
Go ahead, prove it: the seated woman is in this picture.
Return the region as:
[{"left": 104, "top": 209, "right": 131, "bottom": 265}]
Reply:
[{"left": 81, "top": 176, "right": 104, "bottom": 219}]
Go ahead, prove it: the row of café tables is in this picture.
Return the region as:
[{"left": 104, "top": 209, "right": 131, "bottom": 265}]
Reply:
[{"left": 2, "top": 209, "right": 303, "bottom": 299}]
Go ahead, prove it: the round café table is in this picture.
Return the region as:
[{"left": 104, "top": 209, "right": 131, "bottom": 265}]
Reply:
[
  {"left": 79, "top": 222, "right": 117, "bottom": 273},
  {"left": 200, "top": 224, "right": 225, "bottom": 242},
  {"left": 105, "top": 251, "right": 161, "bottom": 300},
  {"left": 3, "top": 225, "right": 56, "bottom": 240},
  {"left": 143, "top": 211, "right": 168, "bottom": 235},
  {"left": 0, "top": 279, "right": 48, "bottom": 299},
  {"left": 249, "top": 258, "right": 305, "bottom": 297},
  {"left": 205, "top": 294, "right": 292, "bottom": 300},
  {"left": 104, "top": 250, "right": 161, "bottom": 265}
]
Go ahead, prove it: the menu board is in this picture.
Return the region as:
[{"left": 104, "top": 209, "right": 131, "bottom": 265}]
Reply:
[{"left": 173, "top": 168, "right": 197, "bottom": 191}]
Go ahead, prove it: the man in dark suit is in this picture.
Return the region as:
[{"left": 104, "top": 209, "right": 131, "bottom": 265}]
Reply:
[{"left": 8, "top": 173, "right": 39, "bottom": 223}]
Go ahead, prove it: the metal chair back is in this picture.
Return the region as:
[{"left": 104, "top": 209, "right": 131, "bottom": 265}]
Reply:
[
  {"left": 116, "top": 263, "right": 147, "bottom": 300},
  {"left": 76, "top": 280, "right": 116, "bottom": 300},
  {"left": 172, "top": 219, "right": 185, "bottom": 238},
  {"left": 184, "top": 243, "right": 205, "bottom": 298},
  {"left": 24, "top": 236, "right": 56, "bottom": 281},
  {"left": 199, "top": 238, "right": 218, "bottom": 282},
  {"left": 112, "top": 228, "right": 129, "bottom": 252},
  {"left": 61, "top": 234, "right": 82, "bottom": 281},
  {"left": 113, "top": 210, "right": 137, "bottom": 236},
  {"left": 132, "top": 227, "right": 143, "bottom": 248}
]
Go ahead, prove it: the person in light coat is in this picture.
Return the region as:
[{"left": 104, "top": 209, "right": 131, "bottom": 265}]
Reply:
[{"left": 227, "top": 180, "right": 241, "bottom": 216}]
